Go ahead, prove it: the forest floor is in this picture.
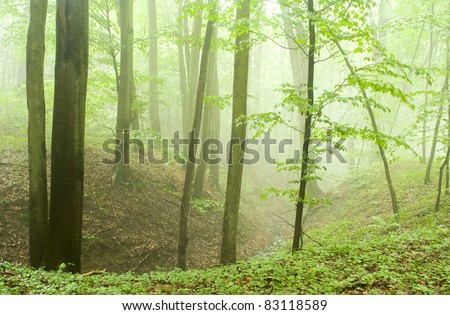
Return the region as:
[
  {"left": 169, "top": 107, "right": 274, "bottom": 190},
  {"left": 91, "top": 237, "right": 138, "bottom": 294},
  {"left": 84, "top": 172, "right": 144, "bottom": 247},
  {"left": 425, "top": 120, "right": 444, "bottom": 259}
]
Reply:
[
  {"left": 1, "top": 137, "right": 450, "bottom": 294},
  {"left": 0, "top": 141, "right": 289, "bottom": 273}
]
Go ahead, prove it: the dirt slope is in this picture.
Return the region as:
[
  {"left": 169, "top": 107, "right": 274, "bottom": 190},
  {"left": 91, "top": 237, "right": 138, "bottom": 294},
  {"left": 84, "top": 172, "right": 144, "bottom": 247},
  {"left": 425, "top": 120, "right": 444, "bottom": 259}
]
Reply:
[{"left": 0, "top": 148, "right": 280, "bottom": 273}]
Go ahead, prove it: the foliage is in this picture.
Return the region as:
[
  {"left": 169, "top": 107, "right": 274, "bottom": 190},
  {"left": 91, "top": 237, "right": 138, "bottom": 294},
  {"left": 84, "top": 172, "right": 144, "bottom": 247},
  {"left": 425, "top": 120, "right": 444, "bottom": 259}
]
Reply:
[
  {"left": 1, "top": 220, "right": 449, "bottom": 294},
  {"left": 191, "top": 198, "right": 224, "bottom": 215},
  {"left": 2, "top": 161, "right": 448, "bottom": 294}
]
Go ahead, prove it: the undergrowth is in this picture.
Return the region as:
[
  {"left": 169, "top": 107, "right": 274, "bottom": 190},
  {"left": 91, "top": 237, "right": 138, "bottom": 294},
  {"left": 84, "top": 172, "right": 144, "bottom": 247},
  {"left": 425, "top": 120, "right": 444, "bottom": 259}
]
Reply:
[{"left": 1, "top": 162, "right": 449, "bottom": 295}]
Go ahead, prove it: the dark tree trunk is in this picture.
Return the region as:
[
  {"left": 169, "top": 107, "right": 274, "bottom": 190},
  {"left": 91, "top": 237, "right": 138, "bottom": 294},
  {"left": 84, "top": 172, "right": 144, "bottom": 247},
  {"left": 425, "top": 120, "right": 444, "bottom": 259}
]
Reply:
[
  {"left": 44, "top": 0, "right": 89, "bottom": 273},
  {"left": 220, "top": 0, "right": 250, "bottom": 264},
  {"left": 193, "top": 29, "right": 218, "bottom": 199},
  {"left": 292, "top": 0, "right": 315, "bottom": 252},
  {"left": 26, "top": 0, "right": 49, "bottom": 268},
  {"left": 177, "top": 11, "right": 215, "bottom": 270},
  {"left": 185, "top": 7, "right": 203, "bottom": 134}
]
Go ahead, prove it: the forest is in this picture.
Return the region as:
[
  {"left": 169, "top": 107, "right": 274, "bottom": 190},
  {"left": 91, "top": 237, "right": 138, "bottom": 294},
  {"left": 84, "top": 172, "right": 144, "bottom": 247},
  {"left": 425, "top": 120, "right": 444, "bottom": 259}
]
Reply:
[{"left": 0, "top": 0, "right": 449, "bottom": 295}]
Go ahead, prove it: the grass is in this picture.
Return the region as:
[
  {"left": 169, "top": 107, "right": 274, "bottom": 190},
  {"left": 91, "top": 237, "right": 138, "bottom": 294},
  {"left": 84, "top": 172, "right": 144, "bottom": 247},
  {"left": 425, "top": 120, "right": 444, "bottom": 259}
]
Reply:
[
  {"left": 1, "top": 224, "right": 449, "bottom": 294},
  {"left": 1, "top": 161, "right": 449, "bottom": 295}
]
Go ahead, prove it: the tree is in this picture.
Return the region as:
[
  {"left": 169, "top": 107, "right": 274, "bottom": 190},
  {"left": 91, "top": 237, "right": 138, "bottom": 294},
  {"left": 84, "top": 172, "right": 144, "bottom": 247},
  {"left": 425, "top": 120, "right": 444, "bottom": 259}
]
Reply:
[
  {"left": 184, "top": 4, "right": 203, "bottom": 141},
  {"left": 334, "top": 40, "right": 400, "bottom": 216},
  {"left": 292, "top": 0, "right": 315, "bottom": 252},
  {"left": 424, "top": 79, "right": 446, "bottom": 184},
  {"left": 177, "top": 0, "right": 189, "bottom": 141},
  {"left": 44, "top": 0, "right": 89, "bottom": 273},
  {"left": 244, "top": 0, "right": 410, "bottom": 235},
  {"left": 113, "top": 0, "right": 135, "bottom": 185},
  {"left": 177, "top": 4, "right": 215, "bottom": 270},
  {"left": 435, "top": 38, "right": 449, "bottom": 212},
  {"left": 422, "top": 4, "right": 435, "bottom": 164},
  {"left": 208, "top": 80, "right": 221, "bottom": 191},
  {"left": 220, "top": 0, "right": 250, "bottom": 264},
  {"left": 26, "top": 0, "right": 48, "bottom": 268},
  {"left": 148, "top": 0, "right": 161, "bottom": 134},
  {"left": 193, "top": 28, "right": 219, "bottom": 199},
  {"left": 279, "top": 0, "right": 322, "bottom": 204},
  {"left": 90, "top": 0, "right": 120, "bottom": 94}
]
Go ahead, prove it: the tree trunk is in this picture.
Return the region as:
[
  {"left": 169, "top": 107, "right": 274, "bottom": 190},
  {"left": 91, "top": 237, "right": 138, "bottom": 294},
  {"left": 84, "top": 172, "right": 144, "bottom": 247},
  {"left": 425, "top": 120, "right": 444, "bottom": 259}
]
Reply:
[
  {"left": 44, "top": 0, "right": 89, "bottom": 273},
  {"left": 424, "top": 88, "right": 445, "bottom": 184},
  {"left": 193, "top": 29, "right": 218, "bottom": 199},
  {"left": 436, "top": 147, "right": 450, "bottom": 212},
  {"left": 113, "top": 0, "right": 135, "bottom": 185},
  {"left": 446, "top": 163, "right": 449, "bottom": 195},
  {"left": 177, "top": 0, "right": 189, "bottom": 139},
  {"left": 335, "top": 40, "right": 399, "bottom": 216},
  {"left": 279, "top": 2, "right": 306, "bottom": 87},
  {"left": 220, "top": 0, "right": 250, "bottom": 264},
  {"left": 26, "top": 0, "right": 48, "bottom": 268},
  {"left": 209, "top": 53, "right": 221, "bottom": 191},
  {"left": 192, "top": 106, "right": 211, "bottom": 199},
  {"left": 422, "top": 5, "right": 434, "bottom": 164},
  {"left": 183, "top": 1, "right": 191, "bottom": 81},
  {"left": 177, "top": 11, "right": 215, "bottom": 270},
  {"left": 435, "top": 38, "right": 450, "bottom": 210},
  {"left": 148, "top": 0, "right": 161, "bottom": 134},
  {"left": 292, "top": 0, "right": 315, "bottom": 252},
  {"left": 185, "top": 8, "right": 203, "bottom": 140},
  {"left": 280, "top": 1, "right": 320, "bottom": 198}
]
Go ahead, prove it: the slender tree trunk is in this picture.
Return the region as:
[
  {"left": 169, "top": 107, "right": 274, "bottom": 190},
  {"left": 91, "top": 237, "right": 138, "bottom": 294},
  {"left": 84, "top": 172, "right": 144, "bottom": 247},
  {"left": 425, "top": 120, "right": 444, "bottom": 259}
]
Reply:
[
  {"left": 99, "top": 0, "right": 120, "bottom": 95},
  {"left": 446, "top": 163, "right": 449, "bottom": 195},
  {"left": 177, "top": 11, "right": 215, "bottom": 270},
  {"left": 44, "top": 0, "right": 89, "bottom": 273},
  {"left": 183, "top": 2, "right": 191, "bottom": 82},
  {"left": 424, "top": 9, "right": 447, "bottom": 183},
  {"left": 185, "top": 8, "right": 203, "bottom": 139},
  {"left": 335, "top": 40, "right": 399, "bottom": 216},
  {"left": 177, "top": 0, "right": 189, "bottom": 139},
  {"left": 292, "top": 0, "right": 315, "bottom": 252},
  {"left": 436, "top": 148, "right": 450, "bottom": 212},
  {"left": 280, "top": 1, "right": 319, "bottom": 197},
  {"left": 148, "top": 0, "right": 161, "bottom": 134},
  {"left": 220, "top": 0, "right": 250, "bottom": 264},
  {"left": 435, "top": 38, "right": 450, "bottom": 210},
  {"left": 26, "top": 0, "right": 48, "bottom": 268},
  {"left": 422, "top": 5, "right": 434, "bottom": 164},
  {"left": 113, "top": 0, "right": 135, "bottom": 185},
  {"left": 209, "top": 50, "right": 221, "bottom": 191},
  {"left": 193, "top": 29, "right": 218, "bottom": 199},
  {"left": 279, "top": 3, "right": 304, "bottom": 87},
  {"left": 1, "top": 46, "right": 10, "bottom": 91},
  {"left": 425, "top": 90, "right": 445, "bottom": 184},
  {"left": 192, "top": 107, "right": 211, "bottom": 199}
]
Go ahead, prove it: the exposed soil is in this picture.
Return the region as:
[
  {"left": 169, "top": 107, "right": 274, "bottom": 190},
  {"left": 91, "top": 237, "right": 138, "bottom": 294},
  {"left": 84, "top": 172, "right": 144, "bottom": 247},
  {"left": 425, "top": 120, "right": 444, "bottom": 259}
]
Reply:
[{"left": 0, "top": 147, "right": 287, "bottom": 273}]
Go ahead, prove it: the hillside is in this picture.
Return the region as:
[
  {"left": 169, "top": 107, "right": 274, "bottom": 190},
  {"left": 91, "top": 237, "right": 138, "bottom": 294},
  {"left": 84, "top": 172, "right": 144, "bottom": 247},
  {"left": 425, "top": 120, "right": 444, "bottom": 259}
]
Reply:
[
  {"left": 0, "top": 144, "right": 285, "bottom": 273},
  {"left": 1, "top": 159, "right": 449, "bottom": 294}
]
